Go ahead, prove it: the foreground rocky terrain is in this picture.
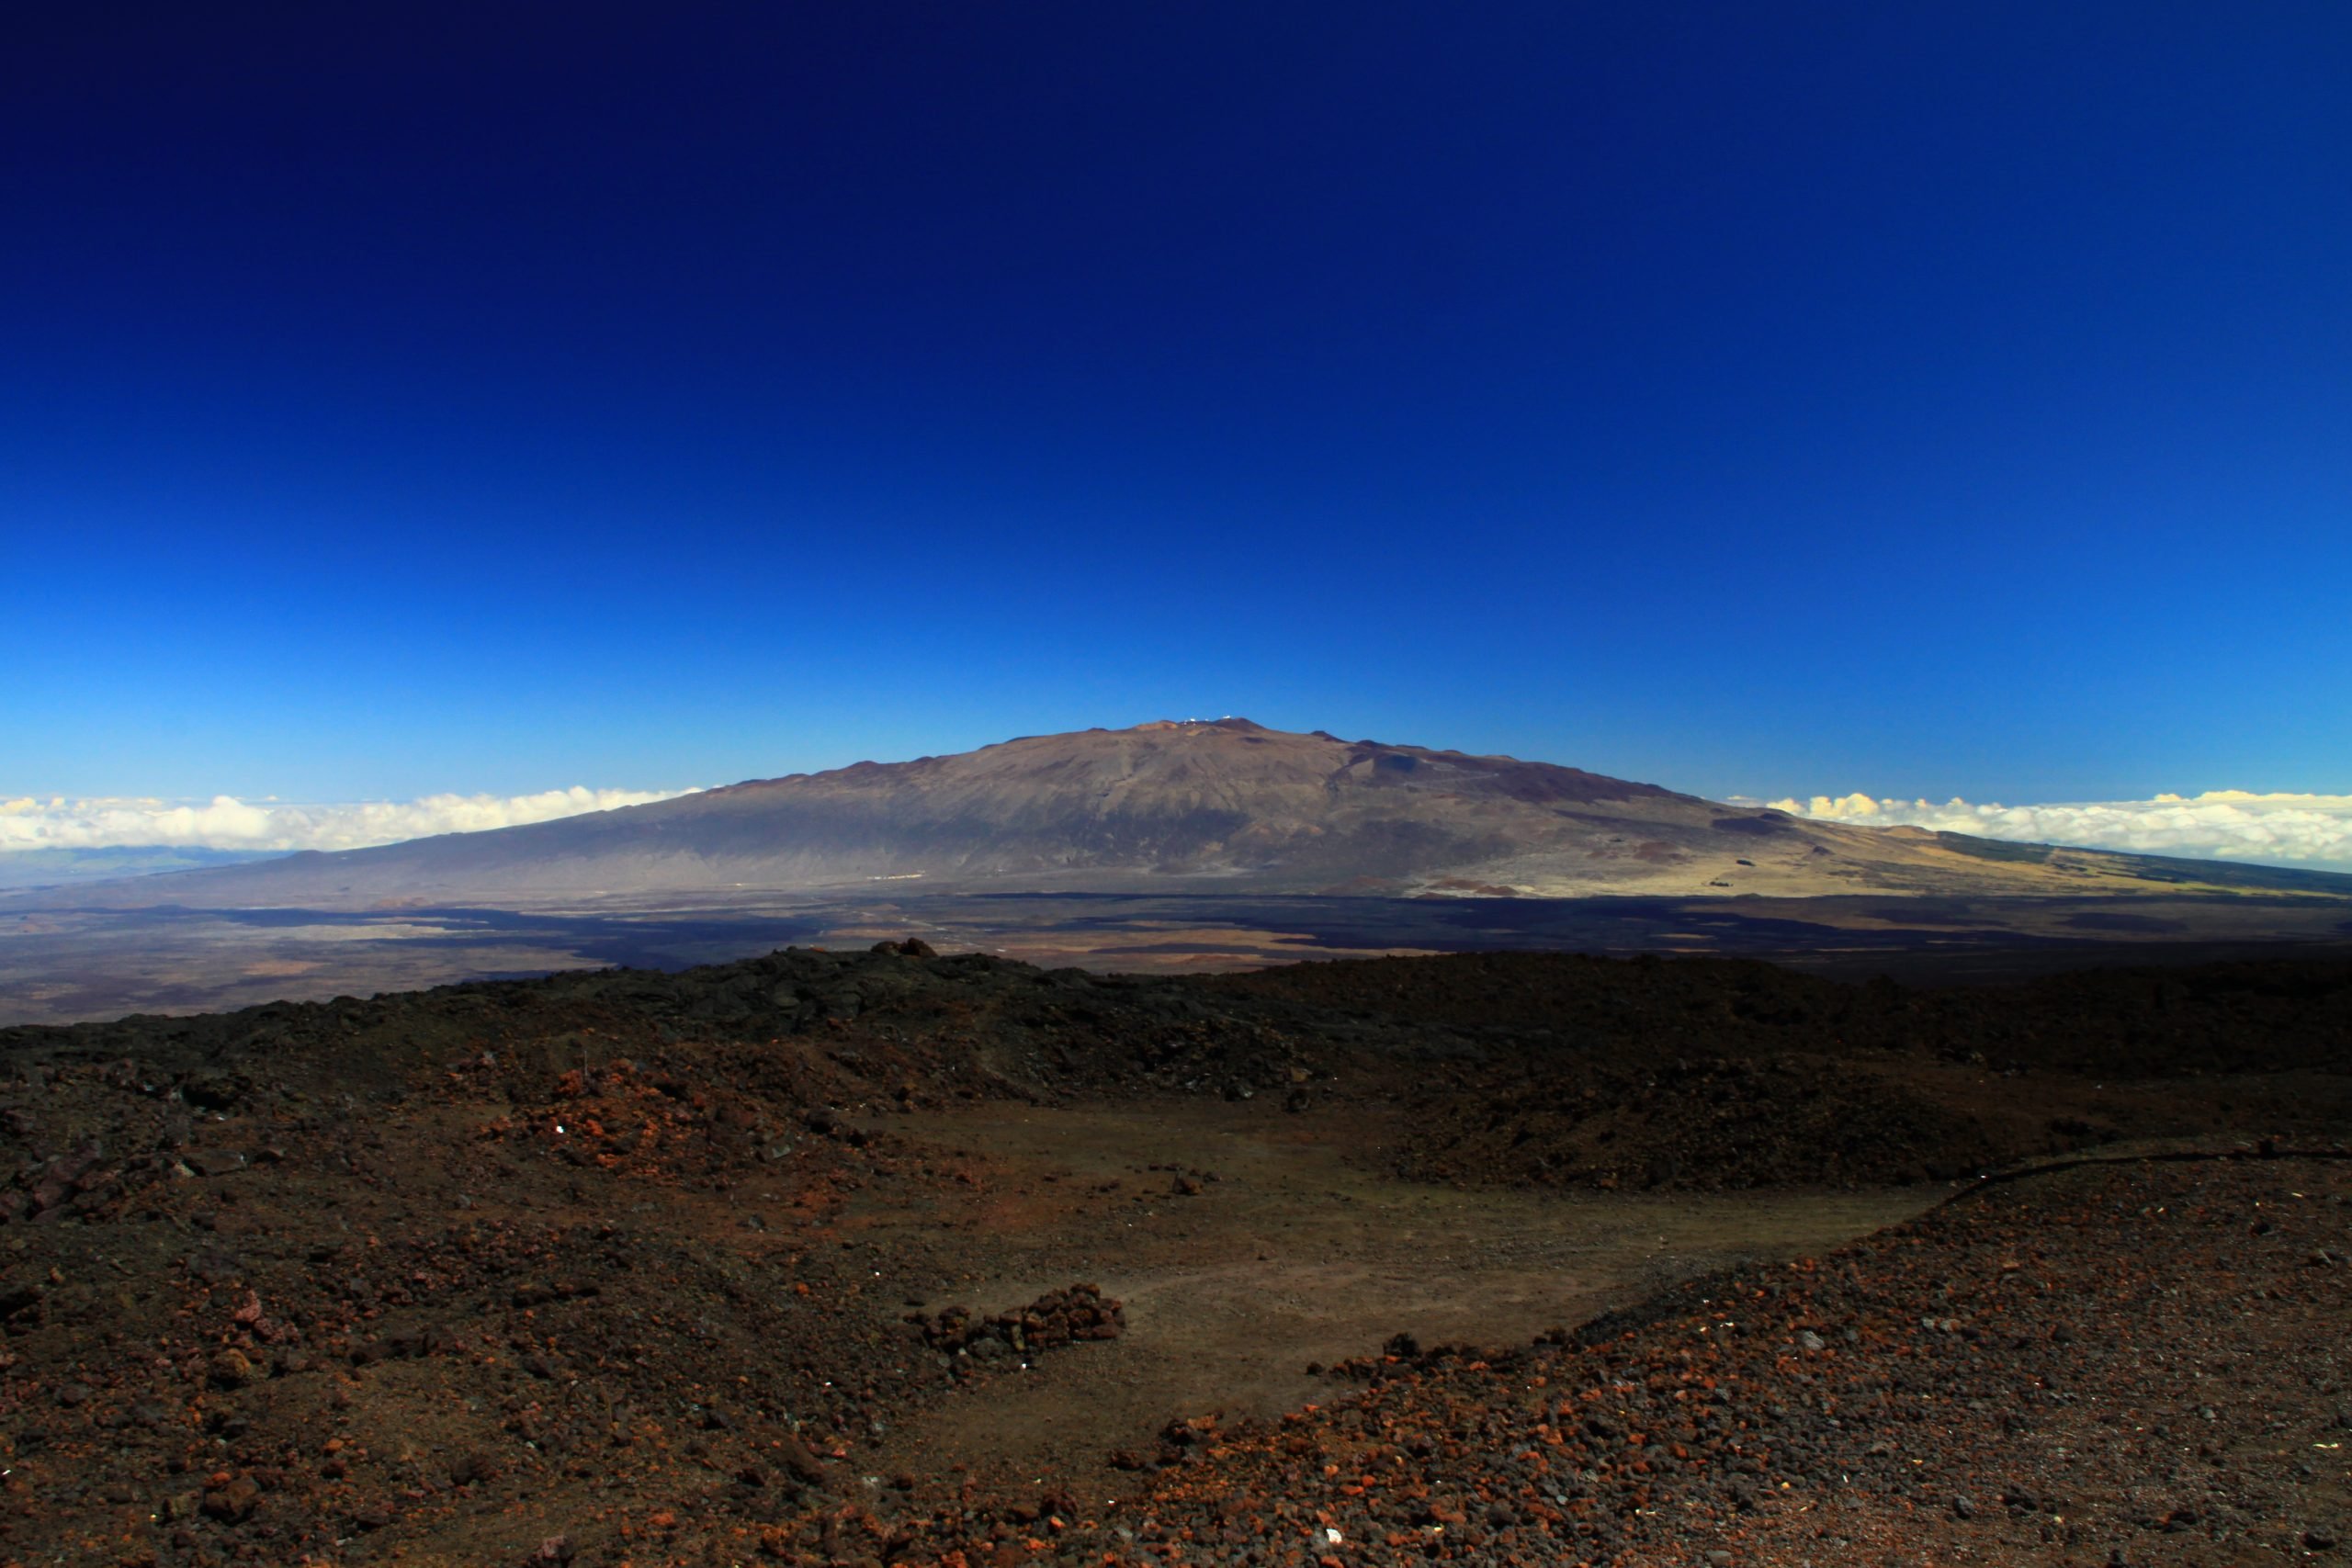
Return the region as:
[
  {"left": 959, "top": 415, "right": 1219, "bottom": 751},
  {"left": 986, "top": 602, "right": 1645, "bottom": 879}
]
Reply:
[
  {"left": 934, "top": 1152, "right": 2351, "bottom": 1568},
  {"left": 1, "top": 943, "right": 2346, "bottom": 1564}
]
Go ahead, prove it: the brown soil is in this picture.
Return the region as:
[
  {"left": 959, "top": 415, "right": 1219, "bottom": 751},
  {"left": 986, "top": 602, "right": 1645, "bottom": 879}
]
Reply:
[{"left": 0, "top": 942, "right": 2345, "bottom": 1566}]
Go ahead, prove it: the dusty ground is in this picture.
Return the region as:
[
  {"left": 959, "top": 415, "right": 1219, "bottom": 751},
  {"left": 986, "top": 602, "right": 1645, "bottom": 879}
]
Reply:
[{"left": 863, "top": 1101, "right": 1928, "bottom": 1495}]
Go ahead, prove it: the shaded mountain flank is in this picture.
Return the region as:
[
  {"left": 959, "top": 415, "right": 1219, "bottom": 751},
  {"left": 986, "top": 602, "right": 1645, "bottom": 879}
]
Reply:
[{"left": 40, "top": 720, "right": 2352, "bottom": 909}]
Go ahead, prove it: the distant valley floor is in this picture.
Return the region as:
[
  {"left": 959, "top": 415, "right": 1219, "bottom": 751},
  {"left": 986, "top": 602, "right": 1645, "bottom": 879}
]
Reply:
[{"left": 6, "top": 887, "right": 2352, "bottom": 1025}]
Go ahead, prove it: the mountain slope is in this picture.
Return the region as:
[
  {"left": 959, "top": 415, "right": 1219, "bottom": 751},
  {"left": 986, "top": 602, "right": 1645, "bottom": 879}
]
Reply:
[{"left": 43, "top": 719, "right": 2352, "bottom": 908}]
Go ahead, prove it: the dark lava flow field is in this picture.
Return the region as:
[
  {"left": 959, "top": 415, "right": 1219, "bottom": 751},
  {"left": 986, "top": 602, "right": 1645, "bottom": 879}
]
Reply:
[{"left": 1, "top": 943, "right": 2346, "bottom": 1565}]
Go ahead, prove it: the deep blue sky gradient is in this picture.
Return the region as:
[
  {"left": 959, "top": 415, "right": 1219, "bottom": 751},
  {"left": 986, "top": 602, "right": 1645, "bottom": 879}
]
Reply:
[{"left": 6, "top": 2, "right": 2348, "bottom": 804}]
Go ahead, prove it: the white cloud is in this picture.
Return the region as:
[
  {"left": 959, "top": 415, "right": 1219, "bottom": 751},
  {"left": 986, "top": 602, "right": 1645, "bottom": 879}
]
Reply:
[
  {"left": 1753, "top": 788, "right": 2352, "bottom": 873},
  {"left": 0, "top": 785, "right": 702, "bottom": 854}
]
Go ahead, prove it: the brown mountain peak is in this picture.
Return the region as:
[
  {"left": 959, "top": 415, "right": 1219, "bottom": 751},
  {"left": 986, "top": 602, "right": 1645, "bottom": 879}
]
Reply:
[{"left": 52, "top": 721, "right": 2351, "bottom": 909}]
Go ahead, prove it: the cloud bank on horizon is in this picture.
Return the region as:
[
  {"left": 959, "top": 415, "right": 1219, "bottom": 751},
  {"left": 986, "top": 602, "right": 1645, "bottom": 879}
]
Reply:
[
  {"left": 1761, "top": 789, "right": 2352, "bottom": 874},
  {"left": 0, "top": 786, "right": 702, "bottom": 855},
  {"left": 6, "top": 781, "right": 2348, "bottom": 878}
]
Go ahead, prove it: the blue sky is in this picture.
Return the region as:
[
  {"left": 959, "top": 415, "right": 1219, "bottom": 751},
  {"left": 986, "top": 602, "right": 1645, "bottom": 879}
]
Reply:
[{"left": 6, "top": 1, "right": 2348, "bottom": 814}]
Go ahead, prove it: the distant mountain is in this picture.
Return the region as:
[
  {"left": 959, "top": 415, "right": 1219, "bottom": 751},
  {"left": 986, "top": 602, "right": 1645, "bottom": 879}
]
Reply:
[{"left": 37, "top": 719, "right": 2352, "bottom": 908}]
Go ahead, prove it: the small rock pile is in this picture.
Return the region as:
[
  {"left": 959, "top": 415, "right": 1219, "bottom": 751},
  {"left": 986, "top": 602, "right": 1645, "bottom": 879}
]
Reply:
[{"left": 907, "top": 1283, "right": 1125, "bottom": 1367}]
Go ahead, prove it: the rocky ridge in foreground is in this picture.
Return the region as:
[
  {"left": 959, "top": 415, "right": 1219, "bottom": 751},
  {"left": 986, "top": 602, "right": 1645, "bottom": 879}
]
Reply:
[{"left": 0, "top": 942, "right": 2346, "bottom": 1564}]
